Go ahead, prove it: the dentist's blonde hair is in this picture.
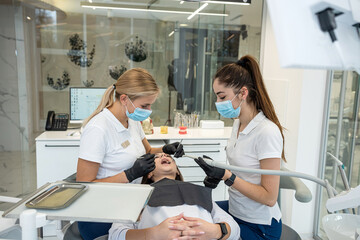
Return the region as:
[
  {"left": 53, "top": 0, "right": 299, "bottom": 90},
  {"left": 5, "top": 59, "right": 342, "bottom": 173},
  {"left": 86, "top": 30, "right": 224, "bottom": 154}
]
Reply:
[{"left": 82, "top": 68, "right": 160, "bottom": 127}]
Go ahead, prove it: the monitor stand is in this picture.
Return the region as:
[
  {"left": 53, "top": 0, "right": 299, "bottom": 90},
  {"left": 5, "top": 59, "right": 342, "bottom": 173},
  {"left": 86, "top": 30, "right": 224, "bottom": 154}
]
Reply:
[{"left": 68, "top": 121, "right": 82, "bottom": 130}]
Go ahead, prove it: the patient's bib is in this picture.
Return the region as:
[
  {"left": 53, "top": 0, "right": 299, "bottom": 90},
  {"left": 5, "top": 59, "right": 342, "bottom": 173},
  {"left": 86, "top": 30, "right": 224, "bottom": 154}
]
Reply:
[{"left": 147, "top": 178, "right": 213, "bottom": 213}]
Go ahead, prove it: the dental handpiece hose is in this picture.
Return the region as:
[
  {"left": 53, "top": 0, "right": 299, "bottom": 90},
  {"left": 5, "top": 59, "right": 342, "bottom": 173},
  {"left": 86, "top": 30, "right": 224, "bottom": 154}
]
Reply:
[
  {"left": 183, "top": 154, "right": 337, "bottom": 195},
  {"left": 327, "top": 152, "right": 350, "bottom": 191}
]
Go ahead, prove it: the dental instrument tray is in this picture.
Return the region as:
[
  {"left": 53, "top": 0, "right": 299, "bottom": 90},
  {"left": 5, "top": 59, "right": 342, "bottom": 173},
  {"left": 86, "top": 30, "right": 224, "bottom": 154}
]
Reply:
[{"left": 25, "top": 183, "right": 88, "bottom": 209}]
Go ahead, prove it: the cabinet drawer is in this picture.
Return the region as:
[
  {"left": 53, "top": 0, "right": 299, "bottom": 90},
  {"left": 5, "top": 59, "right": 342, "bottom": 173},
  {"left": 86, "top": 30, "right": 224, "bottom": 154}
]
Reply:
[
  {"left": 183, "top": 145, "right": 225, "bottom": 153},
  {"left": 179, "top": 166, "right": 206, "bottom": 178},
  {"left": 36, "top": 141, "right": 80, "bottom": 187},
  {"left": 148, "top": 140, "right": 166, "bottom": 148},
  {"left": 175, "top": 139, "right": 227, "bottom": 146}
]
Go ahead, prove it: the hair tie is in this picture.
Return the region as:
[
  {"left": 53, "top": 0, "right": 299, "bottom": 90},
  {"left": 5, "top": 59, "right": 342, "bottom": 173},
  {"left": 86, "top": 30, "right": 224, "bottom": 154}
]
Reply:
[{"left": 236, "top": 59, "right": 246, "bottom": 68}]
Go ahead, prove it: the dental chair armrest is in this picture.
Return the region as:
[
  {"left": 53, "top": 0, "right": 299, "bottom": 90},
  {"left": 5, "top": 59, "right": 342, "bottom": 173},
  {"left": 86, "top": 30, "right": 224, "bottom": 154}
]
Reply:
[{"left": 280, "top": 167, "right": 312, "bottom": 203}]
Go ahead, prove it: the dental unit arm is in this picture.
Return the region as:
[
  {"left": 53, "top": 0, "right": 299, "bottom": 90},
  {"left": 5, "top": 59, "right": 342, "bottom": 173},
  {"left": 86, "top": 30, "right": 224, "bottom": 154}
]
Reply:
[{"left": 182, "top": 154, "right": 360, "bottom": 213}]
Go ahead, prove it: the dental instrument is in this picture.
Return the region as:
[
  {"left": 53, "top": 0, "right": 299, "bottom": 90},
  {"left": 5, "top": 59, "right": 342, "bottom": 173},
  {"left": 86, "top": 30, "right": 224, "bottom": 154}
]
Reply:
[{"left": 173, "top": 139, "right": 183, "bottom": 157}]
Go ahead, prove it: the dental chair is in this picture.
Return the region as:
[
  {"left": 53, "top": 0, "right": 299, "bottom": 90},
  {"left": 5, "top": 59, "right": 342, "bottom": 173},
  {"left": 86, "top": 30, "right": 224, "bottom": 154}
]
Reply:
[
  {"left": 62, "top": 173, "right": 110, "bottom": 240},
  {"left": 61, "top": 173, "right": 84, "bottom": 240},
  {"left": 279, "top": 167, "right": 312, "bottom": 240},
  {"left": 63, "top": 169, "right": 312, "bottom": 240}
]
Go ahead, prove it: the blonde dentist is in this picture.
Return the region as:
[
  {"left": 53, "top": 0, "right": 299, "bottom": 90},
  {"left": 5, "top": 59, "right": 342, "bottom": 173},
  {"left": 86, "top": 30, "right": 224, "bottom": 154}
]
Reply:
[{"left": 76, "top": 68, "right": 184, "bottom": 240}]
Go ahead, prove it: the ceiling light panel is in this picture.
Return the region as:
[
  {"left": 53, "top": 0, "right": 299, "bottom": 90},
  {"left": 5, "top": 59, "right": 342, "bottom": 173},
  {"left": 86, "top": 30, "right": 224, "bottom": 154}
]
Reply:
[{"left": 80, "top": 2, "right": 228, "bottom": 17}]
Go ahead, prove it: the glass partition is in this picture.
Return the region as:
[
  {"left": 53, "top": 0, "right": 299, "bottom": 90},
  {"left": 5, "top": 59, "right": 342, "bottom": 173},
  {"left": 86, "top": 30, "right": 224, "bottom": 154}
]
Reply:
[
  {"left": 315, "top": 70, "right": 360, "bottom": 239},
  {"left": 0, "top": 0, "right": 264, "bottom": 211},
  {"left": 34, "top": 0, "right": 263, "bottom": 126}
]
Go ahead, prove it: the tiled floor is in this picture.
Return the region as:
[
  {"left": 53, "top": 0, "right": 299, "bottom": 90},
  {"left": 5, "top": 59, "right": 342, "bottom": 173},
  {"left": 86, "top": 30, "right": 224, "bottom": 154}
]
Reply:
[{"left": 0, "top": 150, "right": 37, "bottom": 212}]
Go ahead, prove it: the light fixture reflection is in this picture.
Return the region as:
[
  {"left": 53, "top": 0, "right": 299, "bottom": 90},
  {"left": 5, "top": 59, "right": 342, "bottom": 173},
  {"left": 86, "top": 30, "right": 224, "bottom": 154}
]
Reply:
[
  {"left": 187, "top": 3, "right": 208, "bottom": 20},
  {"left": 201, "top": 1, "right": 251, "bottom": 5},
  {"left": 80, "top": 2, "right": 227, "bottom": 17}
]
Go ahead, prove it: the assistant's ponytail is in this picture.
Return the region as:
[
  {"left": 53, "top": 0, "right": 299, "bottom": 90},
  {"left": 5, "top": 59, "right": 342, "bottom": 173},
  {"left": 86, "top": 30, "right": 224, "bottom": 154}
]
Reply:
[{"left": 242, "top": 56, "right": 286, "bottom": 162}]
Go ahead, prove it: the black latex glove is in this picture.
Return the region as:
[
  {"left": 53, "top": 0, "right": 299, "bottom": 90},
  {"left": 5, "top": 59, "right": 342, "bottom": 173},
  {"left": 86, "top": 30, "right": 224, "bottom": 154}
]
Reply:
[
  {"left": 194, "top": 156, "right": 225, "bottom": 179},
  {"left": 162, "top": 142, "right": 185, "bottom": 158},
  {"left": 203, "top": 176, "right": 222, "bottom": 189},
  {"left": 125, "top": 153, "right": 155, "bottom": 182}
]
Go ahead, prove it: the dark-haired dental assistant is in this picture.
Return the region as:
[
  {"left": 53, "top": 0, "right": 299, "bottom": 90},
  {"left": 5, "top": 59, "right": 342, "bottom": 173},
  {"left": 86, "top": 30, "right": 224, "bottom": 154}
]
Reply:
[{"left": 195, "top": 55, "right": 286, "bottom": 240}]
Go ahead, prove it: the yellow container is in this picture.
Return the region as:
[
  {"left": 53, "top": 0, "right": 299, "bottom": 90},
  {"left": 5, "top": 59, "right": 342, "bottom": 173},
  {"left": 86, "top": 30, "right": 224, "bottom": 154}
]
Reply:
[{"left": 160, "top": 126, "right": 168, "bottom": 134}]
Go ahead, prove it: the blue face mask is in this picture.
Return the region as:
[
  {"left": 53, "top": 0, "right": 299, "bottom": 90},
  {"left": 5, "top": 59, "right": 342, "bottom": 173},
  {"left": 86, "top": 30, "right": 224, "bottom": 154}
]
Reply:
[
  {"left": 215, "top": 94, "right": 243, "bottom": 118},
  {"left": 126, "top": 97, "right": 152, "bottom": 121}
]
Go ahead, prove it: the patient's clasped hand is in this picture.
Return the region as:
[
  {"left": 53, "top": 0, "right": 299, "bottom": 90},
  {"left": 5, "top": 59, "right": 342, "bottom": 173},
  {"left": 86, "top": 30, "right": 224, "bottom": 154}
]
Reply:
[{"left": 109, "top": 153, "right": 240, "bottom": 240}]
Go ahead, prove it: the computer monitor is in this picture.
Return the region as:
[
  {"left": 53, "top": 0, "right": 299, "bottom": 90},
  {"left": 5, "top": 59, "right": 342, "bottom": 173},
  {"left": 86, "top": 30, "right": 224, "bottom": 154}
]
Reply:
[{"left": 69, "top": 87, "right": 107, "bottom": 124}]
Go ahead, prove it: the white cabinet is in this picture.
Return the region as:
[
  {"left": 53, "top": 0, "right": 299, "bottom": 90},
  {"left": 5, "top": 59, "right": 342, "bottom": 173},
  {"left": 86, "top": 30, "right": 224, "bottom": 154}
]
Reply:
[
  {"left": 36, "top": 136, "right": 80, "bottom": 188},
  {"left": 36, "top": 128, "right": 232, "bottom": 199}
]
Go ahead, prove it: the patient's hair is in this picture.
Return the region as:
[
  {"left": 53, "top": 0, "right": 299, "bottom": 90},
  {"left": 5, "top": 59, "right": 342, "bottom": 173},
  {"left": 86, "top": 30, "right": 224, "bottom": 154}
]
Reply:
[{"left": 141, "top": 156, "right": 184, "bottom": 184}]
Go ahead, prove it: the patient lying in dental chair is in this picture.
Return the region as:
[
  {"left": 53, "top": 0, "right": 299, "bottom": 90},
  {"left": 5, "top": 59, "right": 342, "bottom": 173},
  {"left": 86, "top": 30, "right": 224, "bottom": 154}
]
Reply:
[{"left": 109, "top": 153, "right": 240, "bottom": 240}]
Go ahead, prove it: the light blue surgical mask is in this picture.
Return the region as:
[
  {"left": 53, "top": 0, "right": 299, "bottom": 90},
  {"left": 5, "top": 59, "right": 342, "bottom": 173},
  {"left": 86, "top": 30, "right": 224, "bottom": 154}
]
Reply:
[
  {"left": 215, "top": 94, "right": 243, "bottom": 118},
  {"left": 126, "top": 97, "right": 152, "bottom": 121}
]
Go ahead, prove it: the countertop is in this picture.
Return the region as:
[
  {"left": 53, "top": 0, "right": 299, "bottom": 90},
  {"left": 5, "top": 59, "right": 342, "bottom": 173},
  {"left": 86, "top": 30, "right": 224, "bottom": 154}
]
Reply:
[
  {"left": 146, "top": 127, "right": 232, "bottom": 140},
  {"left": 35, "top": 127, "right": 233, "bottom": 141}
]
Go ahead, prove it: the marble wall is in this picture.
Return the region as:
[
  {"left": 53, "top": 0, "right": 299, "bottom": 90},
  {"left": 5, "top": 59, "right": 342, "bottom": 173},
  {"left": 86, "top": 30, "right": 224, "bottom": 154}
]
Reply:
[
  {"left": 0, "top": 5, "right": 21, "bottom": 152},
  {"left": 0, "top": 4, "right": 29, "bottom": 154},
  {"left": 0, "top": 4, "right": 37, "bottom": 203}
]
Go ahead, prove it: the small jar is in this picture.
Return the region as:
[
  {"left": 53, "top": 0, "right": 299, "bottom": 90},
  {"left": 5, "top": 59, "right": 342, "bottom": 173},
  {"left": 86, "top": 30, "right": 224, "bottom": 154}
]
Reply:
[{"left": 160, "top": 126, "right": 168, "bottom": 134}]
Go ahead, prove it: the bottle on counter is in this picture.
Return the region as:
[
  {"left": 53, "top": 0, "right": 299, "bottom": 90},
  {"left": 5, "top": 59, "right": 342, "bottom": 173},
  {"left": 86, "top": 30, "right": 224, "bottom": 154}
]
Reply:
[
  {"left": 160, "top": 126, "right": 168, "bottom": 134},
  {"left": 141, "top": 117, "right": 154, "bottom": 135}
]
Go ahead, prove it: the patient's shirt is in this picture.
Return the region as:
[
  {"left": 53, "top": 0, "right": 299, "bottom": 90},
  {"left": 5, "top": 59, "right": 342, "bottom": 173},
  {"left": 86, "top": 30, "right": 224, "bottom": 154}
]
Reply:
[
  {"left": 140, "top": 178, "right": 213, "bottom": 228},
  {"left": 108, "top": 179, "right": 240, "bottom": 240},
  {"left": 139, "top": 203, "right": 213, "bottom": 229}
]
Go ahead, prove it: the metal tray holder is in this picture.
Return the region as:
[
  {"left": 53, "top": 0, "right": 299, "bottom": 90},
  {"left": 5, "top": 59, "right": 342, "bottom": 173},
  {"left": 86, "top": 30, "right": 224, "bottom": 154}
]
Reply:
[{"left": 25, "top": 183, "right": 88, "bottom": 209}]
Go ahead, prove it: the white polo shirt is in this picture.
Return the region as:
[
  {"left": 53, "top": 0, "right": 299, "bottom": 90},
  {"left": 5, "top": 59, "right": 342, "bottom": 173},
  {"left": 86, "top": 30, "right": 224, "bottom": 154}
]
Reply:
[
  {"left": 226, "top": 111, "right": 282, "bottom": 225},
  {"left": 78, "top": 108, "right": 146, "bottom": 183}
]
